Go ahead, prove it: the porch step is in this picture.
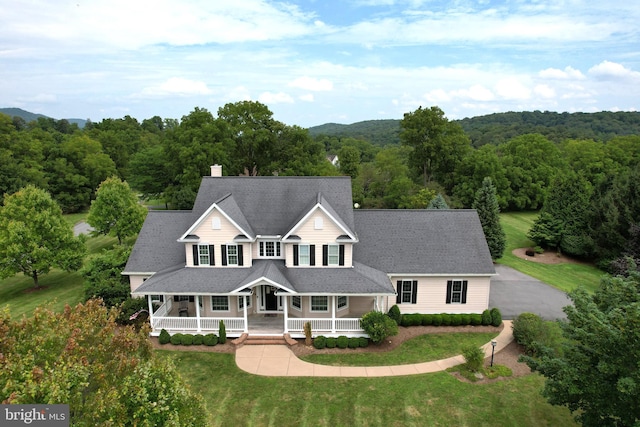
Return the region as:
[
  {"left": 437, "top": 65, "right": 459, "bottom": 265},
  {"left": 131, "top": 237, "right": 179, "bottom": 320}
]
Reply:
[{"left": 232, "top": 333, "right": 297, "bottom": 347}]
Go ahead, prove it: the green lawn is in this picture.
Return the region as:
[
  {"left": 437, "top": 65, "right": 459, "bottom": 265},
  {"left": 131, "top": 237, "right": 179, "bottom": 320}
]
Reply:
[
  {"left": 162, "top": 350, "right": 577, "bottom": 427},
  {"left": 498, "top": 212, "right": 603, "bottom": 293},
  {"left": 300, "top": 332, "right": 498, "bottom": 366}
]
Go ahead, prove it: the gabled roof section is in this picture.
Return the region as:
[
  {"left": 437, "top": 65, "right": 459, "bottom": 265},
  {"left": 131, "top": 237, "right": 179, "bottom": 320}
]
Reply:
[
  {"left": 353, "top": 209, "right": 495, "bottom": 276},
  {"left": 282, "top": 192, "right": 357, "bottom": 241},
  {"left": 178, "top": 193, "right": 255, "bottom": 242},
  {"left": 123, "top": 211, "right": 192, "bottom": 274},
  {"left": 191, "top": 176, "right": 355, "bottom": 236}
]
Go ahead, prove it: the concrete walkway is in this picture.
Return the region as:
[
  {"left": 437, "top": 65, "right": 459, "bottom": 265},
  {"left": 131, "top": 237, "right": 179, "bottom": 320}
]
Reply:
[{"left": 235, "top": 320, "right": 514, "bottom": 377}]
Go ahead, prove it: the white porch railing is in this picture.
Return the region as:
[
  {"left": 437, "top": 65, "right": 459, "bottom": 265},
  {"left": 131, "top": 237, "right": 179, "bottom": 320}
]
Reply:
[
  {"left": 287, "top": 318, "right": 363, "bottom": 333},
  {"left": 151, "top": 316, "right": 245, "bottom": 333}
]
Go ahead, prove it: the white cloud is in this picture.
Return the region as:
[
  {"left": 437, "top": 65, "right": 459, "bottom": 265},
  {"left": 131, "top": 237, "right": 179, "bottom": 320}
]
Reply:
[
  {"left": 534, "top": 84, "right": 556, "bottom": 99},
  {"left": 17, "top": 93, "right": 57, "bottom": 103},
  {"left": 299, "top": 94, "right": 315, "bottom": 102},
  {"left": 538, "top": 66, "right": 585, "bottom": 80},
  {"left": 289, "top": 76, "right": 333, "bottom": 91},
  {"left": 495, "top": 78, "right": 531, "bottom": 100},
  {"left": 258, "top": 91, "right": 294, "bottom": 104},
  {"left": 137, "top": 78, "right": 212, "bottom": 97},
  {"left": 588, "top": 60, "right": 640, "bottom": 81},
  {"left": 461, "top": 84, "right": 495, "bottom": 102}
]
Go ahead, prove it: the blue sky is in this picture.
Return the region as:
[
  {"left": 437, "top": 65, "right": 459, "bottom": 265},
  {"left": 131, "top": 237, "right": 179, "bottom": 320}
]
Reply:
[{"left": 1, "top": 0, "right": 639, "bottom": 127}]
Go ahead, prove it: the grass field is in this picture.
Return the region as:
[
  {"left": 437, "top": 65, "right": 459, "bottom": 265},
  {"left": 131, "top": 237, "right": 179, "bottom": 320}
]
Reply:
[
  {"left": 498, "top": 212, "right": 603, "bottom": 293},
  {"left": 162, "top": 350, "right": 577, "bottom": 427},
  {"left": 300, "top": 332, "right": 498, "bottom": 366}
]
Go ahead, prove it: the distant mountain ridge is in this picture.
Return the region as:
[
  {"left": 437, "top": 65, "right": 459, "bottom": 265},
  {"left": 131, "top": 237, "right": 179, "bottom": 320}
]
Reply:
[
  {"left": 0, "top": 107, "right": 87, "bottom": 128},
  {"left": 308, "top": 111, "right": 640, "bottom": 146}
]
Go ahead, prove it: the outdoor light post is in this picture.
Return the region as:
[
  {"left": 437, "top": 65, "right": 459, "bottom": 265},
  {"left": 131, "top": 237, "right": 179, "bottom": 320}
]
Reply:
[{"left": 490, "top": 340, "right": 497, "bottom": 367}]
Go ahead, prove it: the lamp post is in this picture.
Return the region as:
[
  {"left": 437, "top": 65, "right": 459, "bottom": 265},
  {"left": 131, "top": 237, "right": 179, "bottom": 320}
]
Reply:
[{"left": 490, "top": 340, "right": 497, "bottom": 367}]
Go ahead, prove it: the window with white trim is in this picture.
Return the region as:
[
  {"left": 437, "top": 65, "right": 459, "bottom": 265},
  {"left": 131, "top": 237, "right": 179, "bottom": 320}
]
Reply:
[
  {"left": 259, "top": 241, "right": 281, "bottom": 258},
  {"left": 337, "top": 295, "right": 348, "bottom": 310},
  {"left": 211, "top": 296, "right": 229, "bottom": 311},
  {"left": 199, "top": 245, "right": 210, "bottom": 265},
  {"left": 291, "top": 295, "right": 301, "bottom": 311},
  {"left": 150, "top": 295, "right": 163, "bottom": 303},
  {"left": 311, "top": 296, "right": 328, "bottom": 312},
  {"left": 396, "top": 280, "right": 417, "bottom": 304},
  {"left": 299, "top": 244, "right": 310, "bottom": 265},
  {"left": 238, "top": 295, "right": 252, "bottom": 310},
  {"left": 327, "top": 244, "right": 339, "bottom": 265},
  {"left": 226, "top": 245, "right": 238, "bottom": 266}
]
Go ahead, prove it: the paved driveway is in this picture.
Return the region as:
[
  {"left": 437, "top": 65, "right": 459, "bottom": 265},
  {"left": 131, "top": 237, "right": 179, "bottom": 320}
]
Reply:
[{"left": 489, "top": 264, "right": 571, "bottom": 320}]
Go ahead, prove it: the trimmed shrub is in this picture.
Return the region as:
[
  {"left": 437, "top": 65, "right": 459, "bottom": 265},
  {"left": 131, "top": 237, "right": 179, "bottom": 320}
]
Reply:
[
  {"left": 170, "top": 333, "right": 182, "bottom": 345},
  {"left": 404, "top": 314, "right": 422, "bottom": 326},
  {"left": 193, "top": 334, "right": 204, "bottom": 345},
  {"left": 218, "top": 320, "right": 227, "bottom": 344},
  {"left": 451, "top": 314, "right": 462, "bottom": 326},
  {"left": 388, "top": 305, "right": 402, "bottom": 325},
  {"left": 203, "top": 334, "right": 218, "bottom": 346},
  {"left": 181, "top": 334, "right": 194, "bottom": 346},
  {"left": 490, "top": 308, "right": 502, "bottom": 327},
  {"left": 325, "top": 337, "right": 336, "bottom": 348},
  {"left": 440, "top": 314, "right": 452, "bottom": 326},
  {"left": 470, "top": 314, "right": 483, "bottom": 326},
  {"left": 348, "top": 337, "right": 360, "bottom": 349},
  {"left": 481, "top": 309, "right": 492, "bottom": 326},
  {"left": 512, "top": 313, "right": 563, "bottom": 357},
  {"left": 336, "top": 335, "right": 349, "bottom": 349},
  {"left": 313, "top": 335, "right": 327, "bottom": 349},
  {"left": 432, "top": 314, "right": 443, "bottom": 326},
  {"left": 158, "top": 329, "right": 171, "bottom": 345},
  {"left": 463, "top": 345, "right": 484, "bottom": 372},
  {"left": 460, "top": 314, "right": 471, "bottom": 326},
  {"left": 360, "top": 311, "right": 398, "bottom": 344},
  {"left": 358, "top": 337, "right": 369, "bottom": 348},
  {"left": 421, "top": 314, "right": 433, "bottom": 326},
  {"left": 400, "top": 315, "right": 412, "bottom": 327}
]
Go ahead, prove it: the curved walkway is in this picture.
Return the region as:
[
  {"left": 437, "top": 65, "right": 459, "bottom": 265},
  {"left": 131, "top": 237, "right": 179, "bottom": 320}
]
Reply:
[{"left": 235, "top": 320, "right": 513, "bottom": 377}]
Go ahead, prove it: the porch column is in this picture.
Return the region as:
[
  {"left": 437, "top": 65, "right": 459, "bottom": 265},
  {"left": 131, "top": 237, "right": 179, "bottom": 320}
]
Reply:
[
  {"left": 331, "top": 296, "right": 336, "bottom": 334},
  {"left": 283, "top": 295, "right": 289, "bottom": 333},
  {"left": 243, "top": 296, "right": 249, "bottom": 333},
  {"left": 196, "top": 295, "right": 201, "bottom": 332},
  {"left": 147, "top": 295, "right": 154, "bottom": 330}
]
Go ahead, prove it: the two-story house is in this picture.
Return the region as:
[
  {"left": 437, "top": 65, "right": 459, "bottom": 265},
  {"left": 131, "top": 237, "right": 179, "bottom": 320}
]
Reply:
[{"left": 123, "top": 165, "right": 495, "bottom": 338}]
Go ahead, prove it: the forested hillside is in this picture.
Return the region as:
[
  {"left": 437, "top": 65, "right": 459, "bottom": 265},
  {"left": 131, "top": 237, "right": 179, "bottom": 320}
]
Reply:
[
  {"left": 308, "top": 111, "right": 640, "bottom": 147},
  {"left": 1, "top": 104, "right": 638, "bottom": 270}
]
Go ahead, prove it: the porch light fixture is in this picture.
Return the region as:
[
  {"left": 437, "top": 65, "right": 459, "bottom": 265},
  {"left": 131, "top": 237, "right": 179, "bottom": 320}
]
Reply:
[{"left": 490, "top": 340, "right": 497, "bottom": 367}]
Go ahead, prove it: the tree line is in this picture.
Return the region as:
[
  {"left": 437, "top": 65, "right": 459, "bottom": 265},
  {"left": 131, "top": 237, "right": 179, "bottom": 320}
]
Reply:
[{"left": 1, "top": 102, "right": 638, "bottom": 268}]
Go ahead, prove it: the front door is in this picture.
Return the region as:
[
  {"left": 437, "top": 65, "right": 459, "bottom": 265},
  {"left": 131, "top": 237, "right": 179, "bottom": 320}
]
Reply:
[{"left": 265, "top": 286, "right": 278, "bottom": 311}]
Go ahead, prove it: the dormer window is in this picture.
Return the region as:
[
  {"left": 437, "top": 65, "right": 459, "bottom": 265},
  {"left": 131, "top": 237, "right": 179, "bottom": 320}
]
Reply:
[
  {"left": 192, "top": 244, "right": 214, "bottom": 266},
  {"left": 259, "top": 241, "right": 281, "bottom": 258},
  {"left": 221, "top": 244, "right": 244, "bottom": 266}
]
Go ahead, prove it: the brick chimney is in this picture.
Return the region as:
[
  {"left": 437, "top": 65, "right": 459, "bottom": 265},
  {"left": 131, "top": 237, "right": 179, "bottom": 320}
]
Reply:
[{"left": 210, "top": 164, "right": 222, "bottom": 177}]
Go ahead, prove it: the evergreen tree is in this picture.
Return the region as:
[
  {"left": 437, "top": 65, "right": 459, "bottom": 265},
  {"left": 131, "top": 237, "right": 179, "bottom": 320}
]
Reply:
[
  {"left": 427, "top": 193, "right": 449, "bottom": 209},
  {"left": 472, "top": 177, "right": 506, "bottom": 260}
]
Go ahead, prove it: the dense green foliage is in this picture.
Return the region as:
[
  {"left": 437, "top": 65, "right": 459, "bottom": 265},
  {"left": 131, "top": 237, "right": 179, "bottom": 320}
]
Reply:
[
  {"left": 512, "top": 313, "right": 564, "bottom": 357},
  {"left": 0, "top": 300, "right": 206, "bottom": 426},
  {"left": 473, "top": 177, "right": 506, "bottom": 260},
  {"left": 0, "top": 186, "right": 85, "bottom": 287},
  {"left": 87, "top": 176, "right": 147, "bottom": 244},
  {"left": 82, "top": 245, "right": 132, "bottom": 306},
  {"left": 360, "top": 311, "right": 398, "bottom": 344},
  {"left": 462, "top": 345, "right": 485, "bottom": 372},
  {"left": 524, "top": 269, "right": 640, "bottom": 427},
  {"left": 3, "top": 105, "right": 639, "bottom": 268}
]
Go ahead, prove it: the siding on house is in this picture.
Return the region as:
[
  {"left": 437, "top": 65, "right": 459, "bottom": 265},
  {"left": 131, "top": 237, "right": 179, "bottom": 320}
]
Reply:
[
  {"left": 186, "top": 210, "right": 250, "bottom": 267},
  {"left": 388, "top": 276, "right": 491, "bottom": 314},
  {"left": 129, "top": 275, "right": 149, "bottom": 293}
]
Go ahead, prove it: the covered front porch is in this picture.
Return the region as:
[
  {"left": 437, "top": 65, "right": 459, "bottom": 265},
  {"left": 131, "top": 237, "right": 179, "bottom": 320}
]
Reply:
[{"left": 145, "top": 288, "right": 389, "bottom": 338}]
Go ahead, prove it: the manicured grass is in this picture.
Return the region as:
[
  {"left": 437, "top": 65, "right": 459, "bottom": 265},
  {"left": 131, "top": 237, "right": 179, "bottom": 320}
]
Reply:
[
  {"left": 498, "top": 212, "right": 603, "bottom": 293},
  {"left": 63, "top": 211, "right": 88, "bottom": 228},
  {"left": 300, "top": 332, "right": 498, "bottom": 366},
  {"left": 161, "top": 350, "right": 577, "bottom": 427}
]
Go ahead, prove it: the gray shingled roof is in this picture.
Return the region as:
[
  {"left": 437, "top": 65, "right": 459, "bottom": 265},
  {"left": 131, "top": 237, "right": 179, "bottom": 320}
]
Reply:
[
  {"left": 352, "top": 209, "right": 496, "bottom": 275},
  {"left": 123, "top": 211, "right": 192, "bottom": 273},
  {"left": 132, "top": 260, "right": 395, "bottom": 295},
  {"left": 191, "top": 176, "right": 356, "bottom": 236}
]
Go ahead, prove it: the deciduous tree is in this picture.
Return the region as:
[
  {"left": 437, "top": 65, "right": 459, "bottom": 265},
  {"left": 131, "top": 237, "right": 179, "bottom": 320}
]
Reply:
[
  {"left": 524, "top": 268, "right": 640, "bottom": 427},
  {"left": 87, "top": 177, "right": 147, "bottom": 244},
  {"left": 0, "top": 186, "right": 85, "bottom": 288}
]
